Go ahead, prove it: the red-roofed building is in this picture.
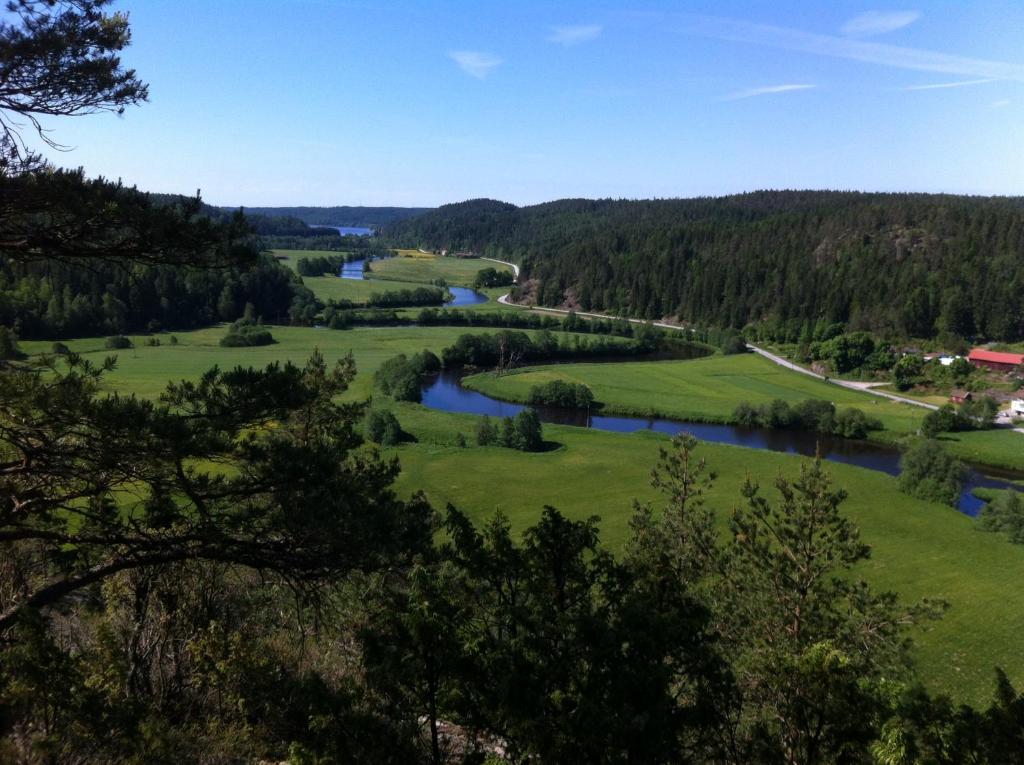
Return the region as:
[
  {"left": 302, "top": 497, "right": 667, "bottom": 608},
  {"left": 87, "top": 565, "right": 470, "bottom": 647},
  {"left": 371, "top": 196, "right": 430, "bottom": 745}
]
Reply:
[{"left": 967, "top": 348, "right": 1024, "bottom": 372}]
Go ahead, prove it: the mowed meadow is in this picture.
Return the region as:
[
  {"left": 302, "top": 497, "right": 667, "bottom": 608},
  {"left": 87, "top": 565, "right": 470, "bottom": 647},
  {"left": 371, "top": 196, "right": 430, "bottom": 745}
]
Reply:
[
  {"left": 271, "top": 248, "right": 514, "bottom": 306},
  {"left": 463, "top": 355, "right": 1024, "bottom": 472},
  {"left": 19, "top": 309, "right": 1024, "bottom": 706}
]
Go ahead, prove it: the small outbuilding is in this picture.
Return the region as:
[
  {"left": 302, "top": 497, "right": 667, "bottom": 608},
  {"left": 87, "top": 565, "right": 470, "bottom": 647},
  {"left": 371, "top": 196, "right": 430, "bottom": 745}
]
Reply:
[
  {"left": 1012, "top": 398, "right": 1024, "bottom": 416},
  {"left": 950, "top": 389, "right": 973, "bottom": 404}
]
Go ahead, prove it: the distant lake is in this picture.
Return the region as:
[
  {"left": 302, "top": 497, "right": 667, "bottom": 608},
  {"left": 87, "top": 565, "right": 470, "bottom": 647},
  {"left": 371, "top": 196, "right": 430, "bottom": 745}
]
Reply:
[{"left": 312, "top": 225, "right": 375, "bottom": 237}]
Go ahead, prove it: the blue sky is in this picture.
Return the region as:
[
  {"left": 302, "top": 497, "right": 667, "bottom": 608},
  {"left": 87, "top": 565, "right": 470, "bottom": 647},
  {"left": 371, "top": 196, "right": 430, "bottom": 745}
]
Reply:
[{"left": 36, "top": 0, "right": 1024, "bottom": 206}]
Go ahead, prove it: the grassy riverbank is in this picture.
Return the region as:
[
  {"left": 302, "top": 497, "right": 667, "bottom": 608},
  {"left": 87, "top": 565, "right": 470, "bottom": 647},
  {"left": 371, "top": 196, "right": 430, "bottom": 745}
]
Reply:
[
  {"left": 19, "top": 325, "right": 619, "bottom": 400},
  {"left": 462, "top": 355, "right": 1024, "bottom": 472},
  {"left": 18, "top": 323, "right": 1024, "bottom": 704},
  {"left": 386, "top": 401, "right": 1024, "bottom": 707}
]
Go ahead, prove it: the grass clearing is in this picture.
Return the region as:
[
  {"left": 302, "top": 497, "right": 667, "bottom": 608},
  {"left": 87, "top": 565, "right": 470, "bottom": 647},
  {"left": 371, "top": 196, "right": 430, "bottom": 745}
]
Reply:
[
  {"left": 270, "top": 248, "right": 352, "bottom": 274},
  {"left": 389, "top": 402, "right": 1024, "bottom": 706},
  {"left": 21, "top": 323, "right": 1024, "bottom": 704},
  {"left": 299, "top": 275, "right": 432, "bottom": 304},
  {"left": 18, "top": 325, "right": 614, "bottom": 401},
  {"left": 463, "top": 354, "right": 1024, "bottom": 471},
  {"left": 368, "top": 253, "right": 511, "bottom": 287}
]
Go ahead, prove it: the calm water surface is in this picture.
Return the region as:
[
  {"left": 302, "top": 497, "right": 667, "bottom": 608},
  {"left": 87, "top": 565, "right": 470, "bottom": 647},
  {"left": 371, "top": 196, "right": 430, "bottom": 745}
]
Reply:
[
  {"left": 313, "top": 225, "right": 375, "bottom": 236},
  {"left": 421, "top": 370, "right": 1022, "bottom": 516},
  {"left": 340, "top": 260, "right": 488, "bottom": 306}
]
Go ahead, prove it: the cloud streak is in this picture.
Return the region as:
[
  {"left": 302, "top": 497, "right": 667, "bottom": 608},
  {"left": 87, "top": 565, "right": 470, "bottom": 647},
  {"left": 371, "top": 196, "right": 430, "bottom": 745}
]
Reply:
[
  {"left": 841, "top": 10, "right": 920, "bottom": 37},
  {"left": 447, "top": 50, "right": 502, "bottom": 79},
  {"left": 721, "top": 83, "right": 816, "bottom": 100},
  {"left": 548, "top": 24, "right": 602, "bottom": 46},
  {"left": 901, "top": 77, "right": 998, "bottom": 90},
  {"left": 685, "top": 15, "right": 1024, "bottom": 82}
]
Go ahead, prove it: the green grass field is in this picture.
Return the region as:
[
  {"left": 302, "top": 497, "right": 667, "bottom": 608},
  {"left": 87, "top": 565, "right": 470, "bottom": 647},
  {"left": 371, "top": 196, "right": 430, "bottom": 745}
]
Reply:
[
  {"left": 18, "top": 325, "right": 619, "bottom": 401},
  {"left": 387, "top": 402, "right": 1024, "bottom": 706},
  {"left": 19, "top": 324, "right": 1024, "bottom": 704},
  {"left": 464, "top": 354, "right": 925, "bottom": 430},
  {"left": 462, "top": 354, "right": 1024, "bottom": 471},
  {"left": 368, "top": 252, "right": 511, "bottom": 287},
  {"left": 270, "top": 249, "right": 351, "bottom": 274},
  {"left": 270, "top": 249, "right": 513, "bottom": 309}
]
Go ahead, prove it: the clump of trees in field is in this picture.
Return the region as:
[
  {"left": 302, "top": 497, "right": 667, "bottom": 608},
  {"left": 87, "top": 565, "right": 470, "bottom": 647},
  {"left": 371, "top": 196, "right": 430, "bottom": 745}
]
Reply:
[
  {"left": 367, "top": 286, "right": 446, "bottom": 308},
  {"left": 365, "top": 408, "right": 405, "bottom": 446},
  {"left": 528, "top": 379, "right": 595, "bottom": 409},
  {"left": 733, "top": 398, "right": 883, "bottom": 439},
  {"left": 374, "top": 351, "right": 442, "bottom": 402},
  {"left": 475, "top": 410, "right": 544, "bottom": 451},
  {"left": 898, "top": 439, "right": 966, "bottom": 506},
  {"left": 472, "top": 266, "right": 514, "bottom": 289},
  {"left": 219, "top": 309, "right": 275, "bottom": 347},
  {"left": 979, "top": 490, "right": 1024, "bottom": 544},
  {"left": 296, "top": 253, "right": 348, "bottom": 276}
]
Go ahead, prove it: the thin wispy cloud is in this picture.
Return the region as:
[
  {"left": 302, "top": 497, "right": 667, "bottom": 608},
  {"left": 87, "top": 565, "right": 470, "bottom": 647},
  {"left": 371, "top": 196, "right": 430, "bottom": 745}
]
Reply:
[
  {"left": 685, "top": 15, "right": 1024, "bottom": 81},
  {"left": 902, "top": 77, "right": 998, "bottom": 90},
  {"left": 447, "top": 50, "right": 502, "bottom": 79},
  {"left": 548, "top": 24, "right": 602, "bottom": 46},
  {"left": 993, "top": 99, "right": 1011, "bottom": 107},
  {"left": 841, "top": 10, "right": 920, "bottom": 37},
  {"left": 721, "top": 83, "right": 816, "bottom": 101}
]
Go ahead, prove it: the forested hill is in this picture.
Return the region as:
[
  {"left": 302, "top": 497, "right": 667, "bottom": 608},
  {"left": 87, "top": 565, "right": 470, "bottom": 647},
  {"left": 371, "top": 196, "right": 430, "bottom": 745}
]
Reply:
[
  {"left": 229, "top": 205, "right": 431, "bottom": 227},
  {"left": 384, "top": 192, "right": 1024, "bottom": 341}
]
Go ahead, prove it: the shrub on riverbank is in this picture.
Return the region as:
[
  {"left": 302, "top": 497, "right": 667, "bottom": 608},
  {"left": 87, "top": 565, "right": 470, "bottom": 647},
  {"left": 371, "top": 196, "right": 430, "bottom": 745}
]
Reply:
[
  {"left": 979, "top": 490, "right": 1024, "bottom": 543},
  {"left": 374, "top": 351, "right": 442, "bottom": 403},
  {"left": 898, "top": 439, "right": 965, "bottom": 507},
  {"left": 733, "top": 398, "right": 882, "bottom": 438},
  {"left": 475, "top": 410, "right": 544, "bottom": 451},
  {"left": 528, "top": 380, "right": 595, "bottom": 409}
]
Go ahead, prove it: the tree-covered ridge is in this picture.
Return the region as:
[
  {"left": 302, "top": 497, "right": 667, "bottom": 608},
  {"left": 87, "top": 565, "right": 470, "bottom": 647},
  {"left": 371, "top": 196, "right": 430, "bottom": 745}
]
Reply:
[
  {"left": 232, "top": 205, "right": 432, "bottom": 227},
  {"left": 385, "top": 192, "right": 1024, "bottom": 340}
]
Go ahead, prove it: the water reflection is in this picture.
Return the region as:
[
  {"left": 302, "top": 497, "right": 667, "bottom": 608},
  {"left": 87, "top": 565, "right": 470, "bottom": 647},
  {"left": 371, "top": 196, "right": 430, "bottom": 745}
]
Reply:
[{"left": 421, "top": 370, "right": 1021, "bottom": 516}]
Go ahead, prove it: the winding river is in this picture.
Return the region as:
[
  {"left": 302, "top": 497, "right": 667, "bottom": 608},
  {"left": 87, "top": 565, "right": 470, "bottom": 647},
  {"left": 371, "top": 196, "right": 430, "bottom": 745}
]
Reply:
[
  {"left": 340, "top": 257, "right": 488, "bottom": 306},
  {"left": 420, "top": 369, "right": 1023, "bottom": 516}
]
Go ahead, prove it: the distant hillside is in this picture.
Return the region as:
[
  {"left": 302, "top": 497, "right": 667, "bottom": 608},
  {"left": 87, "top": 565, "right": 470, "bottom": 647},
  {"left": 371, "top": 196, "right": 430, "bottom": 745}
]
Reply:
[
  {"left": 384, "top": 192, "right": 1024, "bottom": 341},
  {"left": 229, "top": 206, "right": 431, "bottom": 227}
]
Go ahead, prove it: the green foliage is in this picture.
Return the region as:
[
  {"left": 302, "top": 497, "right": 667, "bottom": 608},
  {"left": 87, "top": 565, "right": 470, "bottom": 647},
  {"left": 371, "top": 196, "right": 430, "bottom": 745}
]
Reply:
[
  {"left": 296, "top": 253, "right": 346, "bottom": 276},
  {"left": 527, "top": 379, "right": 594, "bottom": 409},
  {"left": 441, "top": 328, "right": 706, "bottom": 368},
  {"left": 893, "top": 354, "right": 923, "bottom": 391},
  {"left": 385, "top": 193, "right": 1024, "bottom": 340},
  {"left": 979, "top": 491, "right": 1024, "bottom": 544},
  {"left": 513, "top": 408, "right": 543, "bottom": 451},
  {"left": 0, "top": 0, "right": 148, "bottom": 171},
  {"left": 898, "top": 439, "right": 966, "bottom": 507},
  {"left": 922, "top": 399, "right": 999, "bottom": 438},
  {"left": 472, "top": 266, "right": 514, "bottom": 289},
  {"left": 366, "top": 286, "right": 445, "bottom": 308},
  {"left": 0, "top": 325, "right": 22, "bottom": 359},
  {"left": 734, "top": 398, "right": 882, "bottom": 438},
  {"left": 0, "top": 351, "right": 434, "bottom": 634},
  {"left": 815, "top": 331, "right": 879, "bottom": 374},
  {"left": 373, "top": 352, "right": 440, "bottom": 403},
  {"left": 219, "top": 320, "right": 275, "bottom": 347},
  {"left": 475, "top": 415, "right": 498, "bottom": 446},
  {"left": 365, "top": 409, "right": 404, "bottom": 446},
  {"left": 104, "top": 334, "right": 132, "bottom": 349}
]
